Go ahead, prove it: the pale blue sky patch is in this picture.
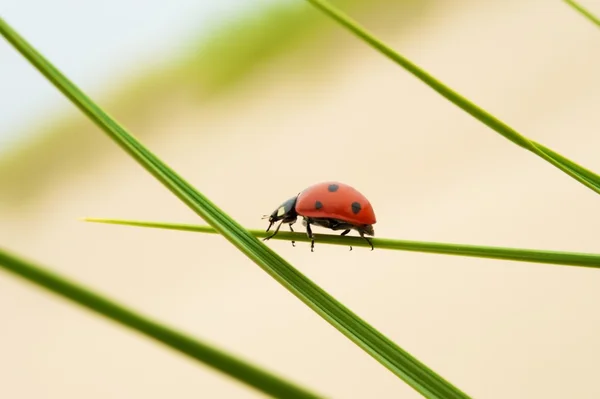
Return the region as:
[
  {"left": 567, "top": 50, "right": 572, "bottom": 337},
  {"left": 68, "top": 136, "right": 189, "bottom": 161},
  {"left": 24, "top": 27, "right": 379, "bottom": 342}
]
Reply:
[{"left": 0, "top": 0, "right": 292, "bottom": 155}]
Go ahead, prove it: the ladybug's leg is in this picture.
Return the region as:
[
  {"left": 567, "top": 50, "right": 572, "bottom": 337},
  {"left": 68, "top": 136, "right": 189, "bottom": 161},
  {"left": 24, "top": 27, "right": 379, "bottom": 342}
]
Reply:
[
  {"left": 265, "top": 220, "right": 274, "bottom": 233},
  {"left": 340, "top": 229, "right": 352, "bottom": 251},
  {"left": 359, "top": 231, "right": 374, "bottom": 251},
  {"left": 289, "top": 222, "right": 296, "bottom": 247},
  {"left": 305, "top": 221, "right": 315, "bottom": 252},
  {"left": 263, "top": 220, "right": 284, "bottom": 241}
]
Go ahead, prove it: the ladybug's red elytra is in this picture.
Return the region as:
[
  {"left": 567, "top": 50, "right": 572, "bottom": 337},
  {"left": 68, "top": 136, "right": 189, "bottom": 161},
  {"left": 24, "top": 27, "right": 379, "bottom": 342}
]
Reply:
[{"left": 262, "top": 182, "right": 376, "bottom": 252}]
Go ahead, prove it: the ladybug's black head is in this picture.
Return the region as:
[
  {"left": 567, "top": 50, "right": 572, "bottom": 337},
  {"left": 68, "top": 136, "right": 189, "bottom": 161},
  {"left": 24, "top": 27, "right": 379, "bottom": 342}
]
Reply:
[
  {"left": 263, "top": 195, "right": 299, "bottom": 232},
  {"left": 361, "top": 224, "right": 375, "bottom": 236}
]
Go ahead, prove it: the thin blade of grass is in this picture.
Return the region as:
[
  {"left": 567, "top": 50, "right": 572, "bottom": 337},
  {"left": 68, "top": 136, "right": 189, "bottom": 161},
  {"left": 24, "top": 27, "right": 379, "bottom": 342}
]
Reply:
[
  {"left": 533, "top": 142, "right": 600, "bottom": 187},
  {"left": 565, "top": 0, "right": 600, "bottom": 28},
  {"left": 83, "top": 218, "right": 600, "bottom": 269},
  {"left": 304, "top": 0, "right": 600, "bottom": 196},
  {"left": 0, "top": 246, "right": 323, "bottom": 399},
  {"left": 0, "top": 17, "right": 470, "bottom": 399}
]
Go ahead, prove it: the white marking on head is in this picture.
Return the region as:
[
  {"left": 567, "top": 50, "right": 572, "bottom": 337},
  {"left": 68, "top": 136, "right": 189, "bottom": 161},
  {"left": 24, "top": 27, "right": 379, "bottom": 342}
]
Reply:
[{"left": 277, "top": 206, "right": 286, "bottom": 217}]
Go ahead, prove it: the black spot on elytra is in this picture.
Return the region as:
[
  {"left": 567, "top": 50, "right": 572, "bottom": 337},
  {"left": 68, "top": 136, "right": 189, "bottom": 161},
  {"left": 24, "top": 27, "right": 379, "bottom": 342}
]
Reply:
[
  {"left": 328, "top": 184, "right": 339, "bottom": 192},
  {"left": 351, "top": 202, "right": 361, "bottom": 214},
  {"left": 315, "top": 200, "right": 323, "bottom": 210}
]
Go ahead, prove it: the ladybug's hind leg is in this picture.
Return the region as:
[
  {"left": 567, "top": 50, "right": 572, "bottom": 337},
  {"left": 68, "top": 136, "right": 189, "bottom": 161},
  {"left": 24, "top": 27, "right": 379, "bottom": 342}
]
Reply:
[{"left": 340, "top": 229, "right": 352, "bottom": 251}]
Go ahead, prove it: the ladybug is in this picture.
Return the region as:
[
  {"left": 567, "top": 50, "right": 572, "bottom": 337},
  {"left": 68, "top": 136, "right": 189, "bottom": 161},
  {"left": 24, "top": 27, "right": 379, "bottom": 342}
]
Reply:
[{"left": 262, "top": 181, "right": 376, "bottom": 252}]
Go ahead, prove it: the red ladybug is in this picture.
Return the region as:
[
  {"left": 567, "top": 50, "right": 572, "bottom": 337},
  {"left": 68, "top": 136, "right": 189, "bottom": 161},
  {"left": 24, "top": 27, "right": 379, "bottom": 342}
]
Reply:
[{"left": 262, "top": 182, "right": 376, "bottom": 251}]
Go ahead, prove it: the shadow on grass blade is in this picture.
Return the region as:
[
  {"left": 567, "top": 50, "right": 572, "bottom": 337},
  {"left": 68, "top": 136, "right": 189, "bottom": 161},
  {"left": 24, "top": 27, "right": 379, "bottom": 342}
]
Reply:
[
  {"left": 0, "top": 17, "right": 471, "bottom": 399},
  {"left": 0, "top": 247, "right": 323, "bottom": 399}
]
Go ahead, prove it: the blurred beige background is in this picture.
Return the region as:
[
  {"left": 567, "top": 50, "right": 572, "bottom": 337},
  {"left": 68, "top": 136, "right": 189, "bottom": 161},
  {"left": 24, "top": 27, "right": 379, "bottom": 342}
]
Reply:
[{"left": 2, "top": 0, "right": 600, "bottom": 398}]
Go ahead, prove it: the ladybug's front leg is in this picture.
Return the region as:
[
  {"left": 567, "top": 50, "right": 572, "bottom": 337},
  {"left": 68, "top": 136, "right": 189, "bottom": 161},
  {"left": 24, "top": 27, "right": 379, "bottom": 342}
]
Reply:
[
  {"left": 359, "top": 231, "right": 374, "bottom": 251},
  {"left": 289, "top": 222, "right": 296, "bottom": 247},
  {"left": 263, "top": 220, "right": 284, "bottom": 242}
]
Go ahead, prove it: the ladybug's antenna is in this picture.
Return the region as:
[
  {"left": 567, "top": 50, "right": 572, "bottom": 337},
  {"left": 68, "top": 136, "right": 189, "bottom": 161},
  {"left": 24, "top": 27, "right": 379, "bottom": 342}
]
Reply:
[{"left": 261, "top": 214, "right": 270, "bottom": 220}]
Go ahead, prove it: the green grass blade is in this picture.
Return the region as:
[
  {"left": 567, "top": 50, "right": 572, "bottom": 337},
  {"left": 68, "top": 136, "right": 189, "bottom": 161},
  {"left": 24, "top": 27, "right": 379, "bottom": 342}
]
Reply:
[
  {"left": 534, "top": 142, "right": 600, "bottom": 186},
  {"left": 0, "top": 17, "right": 470, "bottom": 399},
  {"left": 565, "top": 0, "right": 600, "bottom": 28},
  {"left": 303, "top": 0, "right": 600, "bottom": 196},
  {"left": 0, "top": 246, "right": 323, "bottom": 399},
  {"left": 83, "top": 218, "right": 600, "bottom": 269}
]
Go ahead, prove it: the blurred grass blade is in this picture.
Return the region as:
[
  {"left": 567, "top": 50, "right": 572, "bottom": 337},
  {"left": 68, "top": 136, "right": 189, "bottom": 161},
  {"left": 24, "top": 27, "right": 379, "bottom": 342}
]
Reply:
[
  {"left": 0, "top": 246, "right": 323, "bottom": 399},
  {"left": 565, "top": 0, "right": 600, "bottom": 28},
  {"left": 84, "top": 218, "right": 600, "bottom": 269},
  {"left": 304, "top": 0, "right": 600, "bottom": 196},
  {"left": 0, "top": 18, "right": 470, "bottom": 399}
]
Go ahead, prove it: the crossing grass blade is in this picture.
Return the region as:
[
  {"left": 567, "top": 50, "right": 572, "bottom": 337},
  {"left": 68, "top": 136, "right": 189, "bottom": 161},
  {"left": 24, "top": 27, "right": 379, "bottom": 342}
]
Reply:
[
  {"left": 564, "top": 0, "right": 600, "bottom": 28},
  {"left": 0, "top": 17, "right": 471, "bottom": 399},
  {"left": 83, "top": 218, "right": 600, "bottom": 269},
  {"left": 303, "top": 0, "right": 600, "bottom": 196},
  {"left": 0, "top": 247, "right": 323, "bottom": 399}
]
